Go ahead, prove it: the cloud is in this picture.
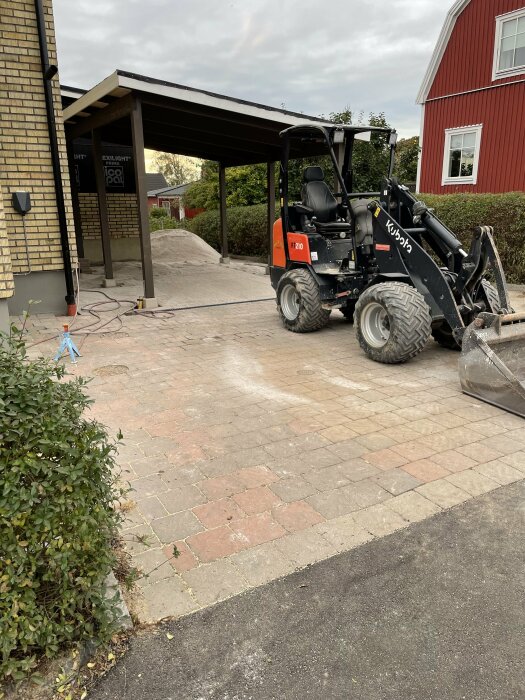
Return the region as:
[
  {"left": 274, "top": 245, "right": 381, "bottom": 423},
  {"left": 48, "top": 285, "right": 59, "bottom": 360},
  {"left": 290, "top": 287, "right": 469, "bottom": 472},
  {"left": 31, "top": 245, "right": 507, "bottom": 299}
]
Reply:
[{"left": 53, "top": 0, "right": 450, "bottom": 137}]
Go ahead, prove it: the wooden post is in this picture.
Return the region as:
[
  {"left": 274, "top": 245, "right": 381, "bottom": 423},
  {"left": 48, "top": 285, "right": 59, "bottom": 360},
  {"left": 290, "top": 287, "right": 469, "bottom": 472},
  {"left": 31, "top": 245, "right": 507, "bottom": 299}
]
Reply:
[
  {"left": 92, "top": 129, "right": 113, "bottom": 282},
  {"left": 130, "top": 97, "right": 156, "bottom": 301},
  {"left": 219, "top": 163, "right": 229, "bottom": 262},
  {"left": 267, "top": 161, "right": 276, "bottom": 270}
]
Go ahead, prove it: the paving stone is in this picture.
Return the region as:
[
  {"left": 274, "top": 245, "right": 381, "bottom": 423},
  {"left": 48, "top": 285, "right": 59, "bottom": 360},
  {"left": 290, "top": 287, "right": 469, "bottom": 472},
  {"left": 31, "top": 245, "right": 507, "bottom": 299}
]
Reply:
[
  {"left": 122, "top": 524, "right": 161, "bottom": 555},
  {"left": 141, "top": 576, "right": 197, "bottom": 622},
  {"left": 363, "top": 448, "right": 409, "bottom": 470},
  {"left": 391, "top": 442, "right": 436, "bottom": 462},
  {"left": 314, "top": 514, "right": 373, "bottom": 552},
  {"left": 500, "top": 451, "right": 525, "bottom": 473},
  {"left": 151, "top": 511, "right": 204, "bottom": 544},
  {"left": 193, "top": 497, "right": 246, "bottom": 528},
  {"left": 306, "top": 486, "right": 362, "bottom": 519},
  {"left": 269, "top": 475, "right": 318, "bottom": 502},
  {"left": 186, "top": 525, "right": 244, "bottom": 562},
  {"left": 197, "top": 474, "right": 246, "bottom": 500},
  {"left": 274, "top": 527, "right": 339, "bottom": 567},
  {"left": 415, "top": 479, "right": 471, "bottom": 509},
  {"left": 429, "top": 449, "right": 478, "bottom": 473},
  {"left": 158, "top": 485, "right": 206, "bottom": 514},
  {"left": 374, "top": 469, "right": 422, "bottom": 495},
  {"left": 133, "top": 548, "right": 173, "bottom": 584},
  {"left": 229, "top": 542, "right": 296, "bottom": 586},
  {"left": 121, "top": 504, "right": 146, "bottom": 531},
  {"left": 401, "top": 459, "right": 450, "bottom": 483},
  {"left": 319, "top": 424, "right": 358, "bottom": 443},
  {"left": 445, "top": 469, "right": 500, "bottom": 497},
  {"left": 337, "top": 458, "right": 381, "bottom": 482},
  {"left": 326, "top": 439, "right": 369, "bottom": 461},
  {"left": 474, "top": 460, "right": 524, "bottom": 486},
  {"left": 386, "top": 491, "right": 442, "bottom": 523},
  {"left": 302, "top": 464, "right": 351, "bottom": 491},
  {"left": 132, "top": 456, "right": 171, "bottom": 478},
  {"left": 354, "top": 432, "right": 396, "bottom": 451},
  {"left": 349, "top": 480, "right": 392, "bottom": 508},
  {"left": 475, "top": 434, "right": 525, "bottom": 456},
  {"left": 271, "top": 501, "right": 324, "bottom": 533},
  {"left": 235, "top": 466, "right": 279, "bottom": 488},
  {"left": 232, "top": 486, "right": 281, "bottom": 515},
  {"left": 136, "top": 496, "right": 169, "bottom": 521},
  {"left": 161, "top": 464, "right": 206, "bottom": 488},
  {"left": 129, "top": 475, "right": 168, "bottom": 499},
  {"left": 352, "top": 504, "right": 409, "bottom": 537},
  {"left": 455, "top": 443, "right": 504, "bottom": 463},
  {"left": 182, "top": 560, "right": 248, "bottom": 606},
  {"left": 230, "top": 512, "right": 286, "bottom": 548},
  {"left": 163, "top": 541, "right": 199, "bottom": 573}
]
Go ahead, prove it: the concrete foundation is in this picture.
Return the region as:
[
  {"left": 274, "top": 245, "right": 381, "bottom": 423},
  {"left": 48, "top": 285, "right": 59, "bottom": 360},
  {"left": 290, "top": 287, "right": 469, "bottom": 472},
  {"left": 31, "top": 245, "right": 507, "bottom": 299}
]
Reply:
[
  {"left": 0, "top": 298, "right": 10, "bottom": 335},
  {"left": 84, "top": 237, "right": 141, "bottom": 265},
  {"left": 9, "top": 271, "right": 68, "bottom": 316}
]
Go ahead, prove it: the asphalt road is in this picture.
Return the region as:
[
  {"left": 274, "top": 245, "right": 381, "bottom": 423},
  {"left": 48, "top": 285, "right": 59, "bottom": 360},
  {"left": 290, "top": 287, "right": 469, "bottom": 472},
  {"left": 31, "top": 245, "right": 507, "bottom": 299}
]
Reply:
[{"left": 92, "top": 481, "right": 525, "bottom": 700}]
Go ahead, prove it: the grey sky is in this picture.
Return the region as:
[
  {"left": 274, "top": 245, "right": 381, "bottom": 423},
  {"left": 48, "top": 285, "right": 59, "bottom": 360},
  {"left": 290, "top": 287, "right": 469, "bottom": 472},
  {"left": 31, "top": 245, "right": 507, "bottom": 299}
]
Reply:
[{"left": 53, "top": 0, "right": 449, "bottom": 139}]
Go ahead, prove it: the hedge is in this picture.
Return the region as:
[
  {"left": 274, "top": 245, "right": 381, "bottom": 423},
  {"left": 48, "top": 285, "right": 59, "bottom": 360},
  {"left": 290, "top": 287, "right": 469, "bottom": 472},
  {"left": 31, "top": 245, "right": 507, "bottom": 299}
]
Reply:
[
  {"left": 0, "top": 331, "right": 126, "bottom": 682},
  {"left": 189, "top": 204, "right": 274, "bottom": 258},
  {"left": 419, "top": 192, "right": 525, "bottom": 284},
  {"left": 188, "top": 194, "right": 525, "bottom": 283}
]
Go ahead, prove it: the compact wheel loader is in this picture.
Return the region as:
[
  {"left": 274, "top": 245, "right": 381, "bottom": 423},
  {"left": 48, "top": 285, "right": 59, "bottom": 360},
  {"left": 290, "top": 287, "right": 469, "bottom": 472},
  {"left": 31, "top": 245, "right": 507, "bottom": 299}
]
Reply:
[{"left": 270, "top": 124, "right": 525, "bottom": 417}]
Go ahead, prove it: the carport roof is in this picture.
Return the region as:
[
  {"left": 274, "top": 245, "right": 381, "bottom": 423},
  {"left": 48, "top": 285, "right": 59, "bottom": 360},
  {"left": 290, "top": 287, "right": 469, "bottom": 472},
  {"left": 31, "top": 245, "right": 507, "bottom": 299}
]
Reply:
[{"left": 62, "top": 69, "right": 333, "bottom": 165}]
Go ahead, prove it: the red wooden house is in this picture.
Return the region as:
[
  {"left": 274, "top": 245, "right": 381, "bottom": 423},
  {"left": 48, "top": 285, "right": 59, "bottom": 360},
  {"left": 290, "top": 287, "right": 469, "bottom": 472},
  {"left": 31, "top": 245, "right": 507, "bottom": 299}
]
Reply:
[{"left": 417, "top": 0, "right": 525, "bottom": 194}]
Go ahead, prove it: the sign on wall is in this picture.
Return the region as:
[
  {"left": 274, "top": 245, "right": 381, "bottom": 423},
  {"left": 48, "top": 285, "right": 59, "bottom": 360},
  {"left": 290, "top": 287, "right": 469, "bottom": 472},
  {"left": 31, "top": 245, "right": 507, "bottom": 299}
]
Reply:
[{"left": 72, "top": 138, "right": 136, "bottom": 193}]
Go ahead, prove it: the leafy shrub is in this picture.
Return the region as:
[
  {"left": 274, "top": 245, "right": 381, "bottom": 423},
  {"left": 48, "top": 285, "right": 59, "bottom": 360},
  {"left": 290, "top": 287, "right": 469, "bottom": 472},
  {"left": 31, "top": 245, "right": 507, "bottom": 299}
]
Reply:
[
  {"left": 419, "top": 192, "right": 525, "bottom": 284},
  {"left": 0, "top": 333, "right": 125, "bottom": 682},
  {"left": 149, "top": 215, "right": 186, "bottom": 232},
  {"left": 189, "top": 204, "right": 275, "bottom": 258},
  {"left": 150, "top": 207, "right": 170, "bottom": 219}
]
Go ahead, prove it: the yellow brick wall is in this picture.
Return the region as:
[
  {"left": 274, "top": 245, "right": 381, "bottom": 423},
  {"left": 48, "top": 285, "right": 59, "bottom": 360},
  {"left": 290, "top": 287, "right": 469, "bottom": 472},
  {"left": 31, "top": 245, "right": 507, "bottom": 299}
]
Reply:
[
  {"left": 0, "top": 0, "right": 77, "bottom": 277},
  {"left": 79, "top": 193, "right": 140, "bottom": 240},
  {"left": 0, "top": 185, "right": 15, "bottom": 298}
]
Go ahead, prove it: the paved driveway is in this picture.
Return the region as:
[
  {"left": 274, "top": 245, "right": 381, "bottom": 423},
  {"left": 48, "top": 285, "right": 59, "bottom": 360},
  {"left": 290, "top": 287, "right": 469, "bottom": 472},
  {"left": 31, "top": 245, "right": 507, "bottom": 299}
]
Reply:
[
  {"left": 90, "top": 481, "right": 525, "bottom": 700},
  {"left": 24, "top": 271, "right": 525, "bottom": 622}
]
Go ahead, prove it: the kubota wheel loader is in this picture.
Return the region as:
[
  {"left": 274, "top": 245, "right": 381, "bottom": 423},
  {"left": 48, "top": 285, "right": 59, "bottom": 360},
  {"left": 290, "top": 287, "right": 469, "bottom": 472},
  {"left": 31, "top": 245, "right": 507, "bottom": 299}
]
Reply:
[{"left": 270, "top": 123, "right": 525, "bottom": 417}]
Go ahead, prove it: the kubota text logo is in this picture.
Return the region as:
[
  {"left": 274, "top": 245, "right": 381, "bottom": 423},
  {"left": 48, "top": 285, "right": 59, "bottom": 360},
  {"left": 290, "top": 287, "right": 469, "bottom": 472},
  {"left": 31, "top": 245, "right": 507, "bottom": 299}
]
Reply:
[{"left": 385, "top": 220, "right": 412, "bottom": 254}]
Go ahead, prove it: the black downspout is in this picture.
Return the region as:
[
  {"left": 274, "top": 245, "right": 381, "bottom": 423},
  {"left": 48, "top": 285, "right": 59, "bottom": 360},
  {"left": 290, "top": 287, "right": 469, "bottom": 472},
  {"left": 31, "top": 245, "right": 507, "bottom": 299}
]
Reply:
[{"left": 34, "top": 0, "right": 76, "bottom": 311}]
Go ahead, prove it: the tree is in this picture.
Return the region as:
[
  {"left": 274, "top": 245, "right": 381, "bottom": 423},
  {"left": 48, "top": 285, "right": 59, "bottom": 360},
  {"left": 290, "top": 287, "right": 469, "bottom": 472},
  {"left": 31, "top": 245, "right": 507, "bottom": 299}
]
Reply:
[
  {"left": 184, "top": 109, "right": 394, "bottom": 209},
  {"left": 394, "top": 136, "right": 420, "bottom": 183},
  {"left": 151, "top": 152, "right": 202, "bottom": 186}
]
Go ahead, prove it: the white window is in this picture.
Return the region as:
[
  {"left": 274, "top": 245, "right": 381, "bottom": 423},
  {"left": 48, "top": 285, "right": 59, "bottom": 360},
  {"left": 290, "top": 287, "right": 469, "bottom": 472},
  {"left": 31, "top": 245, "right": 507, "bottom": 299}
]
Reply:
[
  {"left": 493, "top": 8, "right": 525, "bottom": 80},
  {"left": 442, "top": 125, "right": 482, "bottom": 186}
]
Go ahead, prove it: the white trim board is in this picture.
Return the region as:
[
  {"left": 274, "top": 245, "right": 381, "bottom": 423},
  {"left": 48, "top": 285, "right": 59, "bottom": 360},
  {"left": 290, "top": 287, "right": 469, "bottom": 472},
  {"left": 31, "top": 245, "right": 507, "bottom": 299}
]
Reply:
[
  {"left": 441, "top": 124, "right": 483, "bottom": 186},
  {"left": 416, "top": 0, "right": 471, "bottom": 104}
]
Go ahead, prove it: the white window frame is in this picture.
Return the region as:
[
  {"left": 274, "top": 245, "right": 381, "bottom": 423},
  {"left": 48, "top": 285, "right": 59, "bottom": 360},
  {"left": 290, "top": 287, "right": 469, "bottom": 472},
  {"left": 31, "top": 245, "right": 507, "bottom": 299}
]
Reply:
[
  {"left": 492, "top": 7, "right": 525, "bottom": 81},
  {"left": 441, "top": 125, "right": 483, "bottom": 186}
]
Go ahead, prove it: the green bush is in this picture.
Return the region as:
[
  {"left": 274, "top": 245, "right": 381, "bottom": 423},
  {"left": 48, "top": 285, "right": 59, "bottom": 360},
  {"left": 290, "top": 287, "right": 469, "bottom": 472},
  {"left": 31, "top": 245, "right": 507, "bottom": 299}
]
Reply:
[
  {"left": 150, "top": 207, "right": 170, "bottom": 219},
  {"left": 149, "top": 215, "right": 186, "bottom": 232},
  {"left": 189, "top": 204, "right": 275, "bottom": 258},
  {"left": 0, "top": 333, "right": 125, "bottom": 682},
  {"left": 419, "top": 192, "right": 525, "bottom": 284}
]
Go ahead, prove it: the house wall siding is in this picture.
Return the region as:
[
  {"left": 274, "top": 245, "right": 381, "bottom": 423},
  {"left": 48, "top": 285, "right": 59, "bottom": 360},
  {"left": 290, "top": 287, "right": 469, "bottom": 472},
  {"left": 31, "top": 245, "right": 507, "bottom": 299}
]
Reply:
[
  {"left": 0, "top": 0, "right": 76, "bottom": 278},
  {"left": 0, "top": 186, "right": 15, "bottom": 299},
  {"left": 429, "top": 0, "right": 525, "bottom": 99}
]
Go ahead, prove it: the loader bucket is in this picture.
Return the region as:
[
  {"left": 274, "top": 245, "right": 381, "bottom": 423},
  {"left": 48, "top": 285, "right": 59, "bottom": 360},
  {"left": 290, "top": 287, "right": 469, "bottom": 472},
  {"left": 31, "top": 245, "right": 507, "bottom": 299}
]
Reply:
[{"left": 459, "top": 312, "right": 525, "bottom": 418}]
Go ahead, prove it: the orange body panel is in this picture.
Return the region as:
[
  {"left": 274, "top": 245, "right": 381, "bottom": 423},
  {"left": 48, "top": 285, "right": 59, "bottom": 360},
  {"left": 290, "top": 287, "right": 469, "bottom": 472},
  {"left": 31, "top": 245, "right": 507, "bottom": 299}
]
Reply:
[
  {"left": 272, "top": 218, "right": 286, "bottom": 267},
  {"left": 287, "top": 233, "right": 311, "bottom": 264}
]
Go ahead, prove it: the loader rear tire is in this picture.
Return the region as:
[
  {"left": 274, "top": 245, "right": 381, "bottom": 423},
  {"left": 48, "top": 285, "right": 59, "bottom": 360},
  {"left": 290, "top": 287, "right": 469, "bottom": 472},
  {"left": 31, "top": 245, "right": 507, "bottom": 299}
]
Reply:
[
  {"left": 355, "top": 282, "right": 431, "bottom": 364},
  {"left": 277, "top": 269, "right": 331, "bottom": 333}
]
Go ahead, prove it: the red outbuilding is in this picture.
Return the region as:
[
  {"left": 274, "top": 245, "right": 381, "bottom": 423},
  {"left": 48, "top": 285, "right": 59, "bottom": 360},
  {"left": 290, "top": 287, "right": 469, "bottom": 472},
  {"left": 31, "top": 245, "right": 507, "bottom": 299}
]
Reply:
[{"left": 417, "top": 0, "right": 525, "bottom": 194}]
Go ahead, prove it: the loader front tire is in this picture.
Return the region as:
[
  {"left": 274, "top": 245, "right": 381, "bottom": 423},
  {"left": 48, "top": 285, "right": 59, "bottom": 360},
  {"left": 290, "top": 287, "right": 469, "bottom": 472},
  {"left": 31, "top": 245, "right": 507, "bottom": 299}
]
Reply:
[
  {"left": 355, "top": 282, "right": 431, "bottom": 364},
  {"left": 277, "top": 269, "right": 331, "bottom": 333}
]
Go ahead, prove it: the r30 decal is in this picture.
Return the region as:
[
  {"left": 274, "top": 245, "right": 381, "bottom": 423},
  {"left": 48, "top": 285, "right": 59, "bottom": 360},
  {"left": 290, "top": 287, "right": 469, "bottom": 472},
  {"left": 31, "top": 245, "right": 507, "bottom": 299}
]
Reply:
[{"left": 385, "top": 219, "right": 412, "bottom": 254}]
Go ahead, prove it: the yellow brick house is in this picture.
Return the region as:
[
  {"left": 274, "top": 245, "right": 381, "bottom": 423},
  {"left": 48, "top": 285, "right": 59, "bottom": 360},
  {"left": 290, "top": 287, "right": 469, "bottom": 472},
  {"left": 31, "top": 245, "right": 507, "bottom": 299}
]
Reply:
[{"left": 0, "top": 0, "right": 77, "bottom": 333}]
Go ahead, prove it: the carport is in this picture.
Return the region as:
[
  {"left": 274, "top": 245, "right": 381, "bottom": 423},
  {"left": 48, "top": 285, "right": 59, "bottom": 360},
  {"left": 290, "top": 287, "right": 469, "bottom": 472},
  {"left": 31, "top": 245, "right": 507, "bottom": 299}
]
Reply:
[{"left": 62, "top": 70, "right": 329, "bottom": 304}]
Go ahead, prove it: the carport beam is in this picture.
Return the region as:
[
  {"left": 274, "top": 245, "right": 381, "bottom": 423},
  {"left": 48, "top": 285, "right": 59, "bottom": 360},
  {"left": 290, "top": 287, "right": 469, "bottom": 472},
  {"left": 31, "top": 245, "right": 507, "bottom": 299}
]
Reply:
[
  {"left": 219, "top": 163, "right": 229, "bottom": 262},
  {"left": 267, "top": 161, "right": 276, "bottom": 270},
  {"left": 131, "top": 97, "right": 156, "bottom": 303},
  {"left": 92, "top": 129, "right": 114, "bottom": 284}
]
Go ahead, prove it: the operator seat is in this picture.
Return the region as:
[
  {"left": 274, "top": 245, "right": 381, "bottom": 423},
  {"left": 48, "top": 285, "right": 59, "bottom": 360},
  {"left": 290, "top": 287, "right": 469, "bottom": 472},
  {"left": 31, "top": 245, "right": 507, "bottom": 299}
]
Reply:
[{"left": 301, "top": 166, "right": 351, "bottom": 234}]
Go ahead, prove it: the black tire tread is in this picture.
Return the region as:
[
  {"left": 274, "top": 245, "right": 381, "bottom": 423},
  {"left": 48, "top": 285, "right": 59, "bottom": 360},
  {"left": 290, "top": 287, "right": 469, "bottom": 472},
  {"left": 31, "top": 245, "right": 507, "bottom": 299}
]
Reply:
[
  {"left": 277, "top": 269, "right": 331, "bottom": 333},
  {"left": 355, "top": 282, "right": 431, "bottom": 364}
]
